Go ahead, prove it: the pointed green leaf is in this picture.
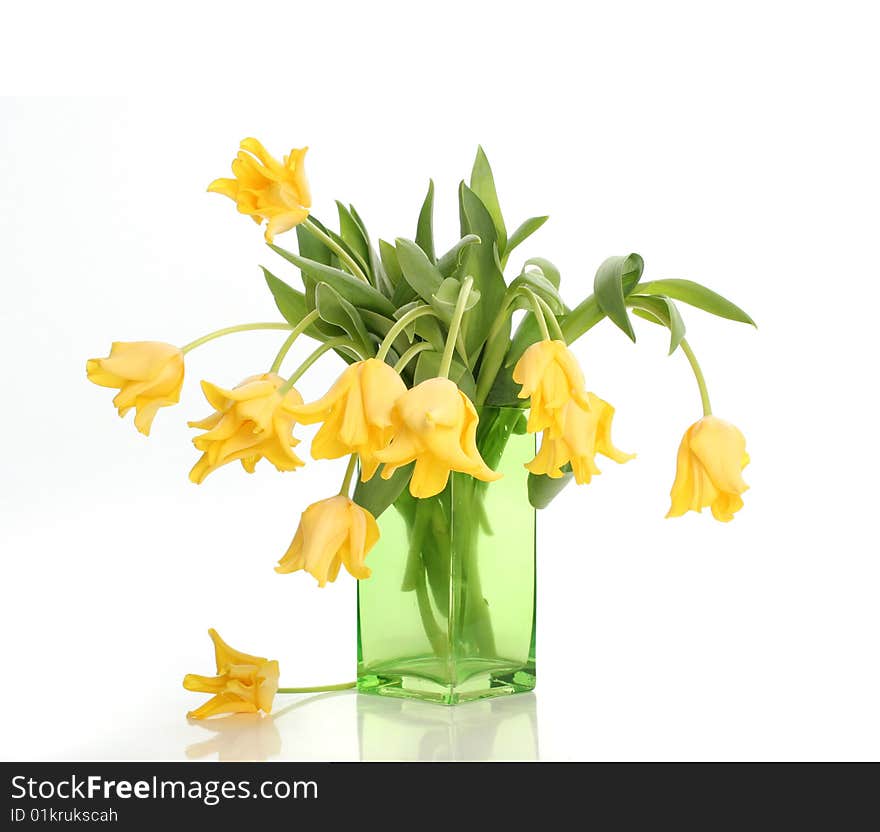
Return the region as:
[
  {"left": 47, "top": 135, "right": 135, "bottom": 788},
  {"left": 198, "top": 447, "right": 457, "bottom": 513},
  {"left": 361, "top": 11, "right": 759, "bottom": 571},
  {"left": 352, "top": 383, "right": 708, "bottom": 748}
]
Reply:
[
  {"left": 593, "top": 254, "right": 644, "bottom": 342},
  {"left": 295, "top": 217, "right": 333, "bottom": 265},
  {"left": 528, "top": 470, "right": 574, "bottom": 509},
  {"left": 432, "top": 277, "right": 481, "bottom": 316},
  {"left": 314, "top": 282, "right": 372, "bottom": 356},
  {"left": 437, "top": 234, "right": 481, "bottom": 277},
  {"left": 524, "top": 257, "right": 561, "bottom": 288},
  {"left": 505, "top": 216, "right": 548, "bottom": 261},
  {"left": 415, "top": 180, "right": 435, "bottom": 262},
  {"left": 349, "top": 205, "right": 393, "bottom": 297},
  {"left": 636, "top": 279, "right": 755, "bottom": 326},
  {"left": 470, "top": 146, "right": 507, "bottom": 252},
  {"left": 268, "top": 244, "right": 396, "bottom": 316},
  {"left": 261, "top": 268, "right": 331, "bottom": 339},
  {"left": 336, "top": 202, "right": 371, "bottom": 274},
  {"left": 628, "top": 294, "right": 686, "bottom": 354},
  {"left": 509, "top": 269, "right": 566, "bottom": 314},
  {"left": 458, "top": 183, "right": 507, "bottom": 355},
  {"left": 353, "top": 462, "right": 413, "bottom": 518},
  {"left": 379, "top": 239, "right": 403, "bottom": 288},
  {"left": 395, "top": 237, "right": 444, "bottom": 305}
]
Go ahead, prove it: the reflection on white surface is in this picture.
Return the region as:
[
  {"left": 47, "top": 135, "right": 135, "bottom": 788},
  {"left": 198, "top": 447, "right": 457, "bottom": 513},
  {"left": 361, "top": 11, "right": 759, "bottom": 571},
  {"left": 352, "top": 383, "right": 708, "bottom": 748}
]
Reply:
[{"left": 357, "top": 693, "right": 539, "bottom": 761}]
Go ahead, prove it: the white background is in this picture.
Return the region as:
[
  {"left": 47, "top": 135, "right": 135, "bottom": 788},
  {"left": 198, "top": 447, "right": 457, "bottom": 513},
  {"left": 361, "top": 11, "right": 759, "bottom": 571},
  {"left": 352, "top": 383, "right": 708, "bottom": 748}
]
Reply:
[{"left": 1, "top": 1, "right": 878, "bottom": 762}]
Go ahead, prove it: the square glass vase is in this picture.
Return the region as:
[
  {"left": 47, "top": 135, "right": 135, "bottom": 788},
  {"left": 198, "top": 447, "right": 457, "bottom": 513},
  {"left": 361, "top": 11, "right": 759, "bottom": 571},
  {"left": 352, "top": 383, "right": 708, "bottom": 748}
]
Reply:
[{"left": 357, "top": 406, "right": 536, "bottom": 705}]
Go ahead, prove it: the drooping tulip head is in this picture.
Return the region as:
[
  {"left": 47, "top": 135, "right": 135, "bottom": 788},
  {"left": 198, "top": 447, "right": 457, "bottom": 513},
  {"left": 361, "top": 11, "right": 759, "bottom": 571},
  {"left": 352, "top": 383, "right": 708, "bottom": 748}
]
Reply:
[
  {"left": 275, "top": 495, "right": 379, "bottom": 587},
  {"left": 86, "top": 341, "right": 185, "bottom": 435},
  {"left": 667, "top": 416, "right": 749, "bottom": 522},
  {"left": 183, "top": 629, "right": 279, "bottom": 720},
  {"left": 208, "top": 138, "right": 311, "bottom": 243},
  {"left": 526, "top": 393, "right": 634, "bottom": 484},
  {"left": 188, "top": 373, "right": 305, "bottom": 483},
  {"left": 291, "top": 358, "right": 407, "bottom": 481},
  {"left": 375, "top": 377, "right": 502, "bottom": 499},
  {"left": 513, "top": 339, "right": 590, "bottom": 436}
]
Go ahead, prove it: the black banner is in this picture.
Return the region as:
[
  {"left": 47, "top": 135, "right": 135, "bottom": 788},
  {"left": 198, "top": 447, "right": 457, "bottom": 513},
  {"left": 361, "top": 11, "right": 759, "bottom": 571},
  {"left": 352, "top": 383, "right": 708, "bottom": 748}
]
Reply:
[{"left": 1, "top": 762, "right": 876, "bottom": 826}]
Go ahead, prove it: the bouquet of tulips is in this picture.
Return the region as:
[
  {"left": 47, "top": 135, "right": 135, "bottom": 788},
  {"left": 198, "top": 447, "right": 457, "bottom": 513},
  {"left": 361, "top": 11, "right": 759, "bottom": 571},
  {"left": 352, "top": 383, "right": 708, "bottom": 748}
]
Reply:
[{"left": 87, "top": 140, "right": 754, "bottom": 718}]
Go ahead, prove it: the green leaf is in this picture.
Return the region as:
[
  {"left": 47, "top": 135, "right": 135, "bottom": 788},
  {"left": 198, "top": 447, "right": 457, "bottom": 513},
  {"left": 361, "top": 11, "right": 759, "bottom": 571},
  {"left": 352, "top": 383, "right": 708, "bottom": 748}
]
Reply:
[
  {"left": 628, "top": 294, "right": 686, "bottom": 354},
  {"left": 295, "top": 217, "right": 333, "bottom": 265},
  {"left": 509, "top": 269, "right": 566, "bottom": 314},
  {"left": 378, "top": 239, "right": 403, "bottom": 287},
  {"left": 349, "top": 205, "right": 393, "bottom": 297},
  {"left": 636, "top": 279, "right": 755, "bottom": 326},
  {"left": 414, "top": 351, "right": 477, "bottom": 401},
  {"left": 359, "top": 309, "right": 398, "bottom": 340},
  {"left": 437, "top": 234, "right": 481, "bottom": 277},
  {"left": 524, "top": 257, "right": 561, "bottom": 288},
  {"left": 395, "top": 237, "right": 444, "bottom": 304},
  {"left": 432, "top": 277, "right": 481, "bottom": 319},
  {"left": 470, "top": 146, "right": 507, "bottom": 253},
  {"left": 458, "top": 183, "right": 507, "bottom": 355},
  {"left": 336, "top": 202, "right": 371, "bottom": 274},
  {"left": 593, "top": 253, "right": 644, "bottom": 342},
  {"left": 528, "top": 470, "right": 574, "bottom": 509},
  {"left": 268, "top": 244, "right": 396, "bottom": 316},
  {"left": 261, "top": 268, "right": 329, "bottom": 339},
  {"left": 415, "top": 180, "right": 435, "bottom": 262},
  {"left": 314, "top": 283, "right": 372, "bottom": 356},
  {"left": 505, "top": 216, "right": 548, "bottom": 261},
  {"left": 353, "top": 463, "right": 413, "bottom": 518}
]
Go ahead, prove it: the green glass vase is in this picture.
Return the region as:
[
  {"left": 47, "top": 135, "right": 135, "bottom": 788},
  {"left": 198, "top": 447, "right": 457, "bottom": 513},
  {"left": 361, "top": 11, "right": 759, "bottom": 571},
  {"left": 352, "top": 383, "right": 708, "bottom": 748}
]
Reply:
[{"left": 357, "top": 407, "right": 536, "bottom": 705}]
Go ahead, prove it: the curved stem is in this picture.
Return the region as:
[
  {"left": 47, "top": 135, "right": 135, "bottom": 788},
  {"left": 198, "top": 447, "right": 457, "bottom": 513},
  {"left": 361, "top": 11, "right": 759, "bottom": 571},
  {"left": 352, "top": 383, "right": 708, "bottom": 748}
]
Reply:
[
  {"left": 522, "top": 288, "right": 550, "bottom": 341},
  {"left": 279, "top": 337, "right": 365, "bottom": 394},
  {"left": 376, "top": 305, "right": 438, "bottom": 362},
  {"left": 269, "top": 310, "right": 321, "bottom": 373},
  {"left": 180, "top": 322, "right": 292, "bottom": 354},
  {"left": 338, "top": 454, "right": 358, "bottom": 496},
  {"left": 438, "top": 276, "right": 473, "bottom": 379},
  {"left": 680, "top": 338, "right": 712, "bottom": 416},
  {"left": 276, "top": 681, "right": 356, "bottom": 694},
  {"left": 302, "top": 218, "right": 369, "bottom": 284},
  {"left": 535, "top": 295, "right": 564, "bottom": 341},
  {"left": 393, "top": 341, "right": 433, "bottom": 373}
]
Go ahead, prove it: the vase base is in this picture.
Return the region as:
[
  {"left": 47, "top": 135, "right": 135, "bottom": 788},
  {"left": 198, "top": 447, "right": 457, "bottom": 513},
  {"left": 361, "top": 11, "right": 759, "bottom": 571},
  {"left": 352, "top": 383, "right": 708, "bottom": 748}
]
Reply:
[{"left": 358, "top": 656, "right": 535, "bottom": 705}]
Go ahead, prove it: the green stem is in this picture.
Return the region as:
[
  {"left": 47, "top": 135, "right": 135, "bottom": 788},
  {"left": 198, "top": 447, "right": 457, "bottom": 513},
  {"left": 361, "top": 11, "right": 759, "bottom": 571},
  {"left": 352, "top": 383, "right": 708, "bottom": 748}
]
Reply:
[
  {"left": 338, "top": 454, "right": 358, "bottom": 496},
  {"left": 680, "top": 338, "right": 712, "bottom": 416},
  {"left": 535, "top": 295, "right": 564, "bottom": 341},
  {"left": 438, "top": 276, "right": 473, "bottom": 379},
  {"left": 279, "top": 337, "right": 365, "bottom": 395},
  {"left": 393, "top": 341, "right": 433, "bottom": 373},
  {"left": 302, "top": 217, "right": 369, "bottom": 284},
  {"left": 269, "top": 310, "right": 321, "bottom": 373},
  {"left": 376, "top": 305, "right": 438, "bottom": 362},
  {"left": 180, "top": 322, "right": 292, "bottom": 354},
  {"left": 276, "top": 681, "right": 356, "bottom": 694},
  {"left": 523, "top": 288, "right": 550, "bottom": 341}
]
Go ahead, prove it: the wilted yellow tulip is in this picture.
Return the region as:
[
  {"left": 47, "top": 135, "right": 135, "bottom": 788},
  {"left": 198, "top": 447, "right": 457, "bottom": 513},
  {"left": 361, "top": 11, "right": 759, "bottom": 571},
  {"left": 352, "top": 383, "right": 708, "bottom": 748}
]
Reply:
[
  {"left": 208, "top": 138, "right": 311, "bottom": 243},
  {"left": 86, "top": 341, "right": 185, "bottom": 435},
  {"left": 375, "top": 377, "right": 502, "bottom": 498},
  {"left": 667, "top": 416, "right": 750, "bottom": 522},
  {"left": 291, "top": 359, "right": 406, "bottom": 481},
  {"left": 527, "top": 393, "right": 634, "bottom": 484},
  {"left": 513, "top": 339, "right": 590, "bottom": 436},
  {"left": 183, "top": 629, "right": 279, "bottom": 719},
  {"left": 275, "top": 495, "right": 379, "bottom": 587},
  {"left": 189, "top": 373, "right": 305, "bottom": 483}
]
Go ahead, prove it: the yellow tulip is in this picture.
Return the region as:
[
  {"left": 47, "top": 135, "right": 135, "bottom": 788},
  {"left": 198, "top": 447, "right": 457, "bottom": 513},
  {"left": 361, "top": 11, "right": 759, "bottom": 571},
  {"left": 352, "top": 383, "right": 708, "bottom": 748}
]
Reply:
[
  {"left": 513, "top": 339, "right": 591, "bottom": 436},
  {"left": 291, "top": 358, "right": 407, "bottom": 482},
  {"left": 183, "top": 629, "right": 279, "bottom": 719},
  {"left": 86, "top": 341, "right": 184, "bottom": 435},
  {"left": 667, "top": 416, "right": 750, "bottom": 522},
  {"left": 275, "top": 495, "right": 379, "bottom": 587},
  {"left": 208, "top": 138, "right": 311, "bottom": 243},
  {"left": 374, "top": 377, "right": 502, "bottom": 498},
  {"left": 527, "top": 393, "right": 634, "bottom": 484},
  {"left": 188, "top": 373, "right": 305, "bottom": 484}
]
